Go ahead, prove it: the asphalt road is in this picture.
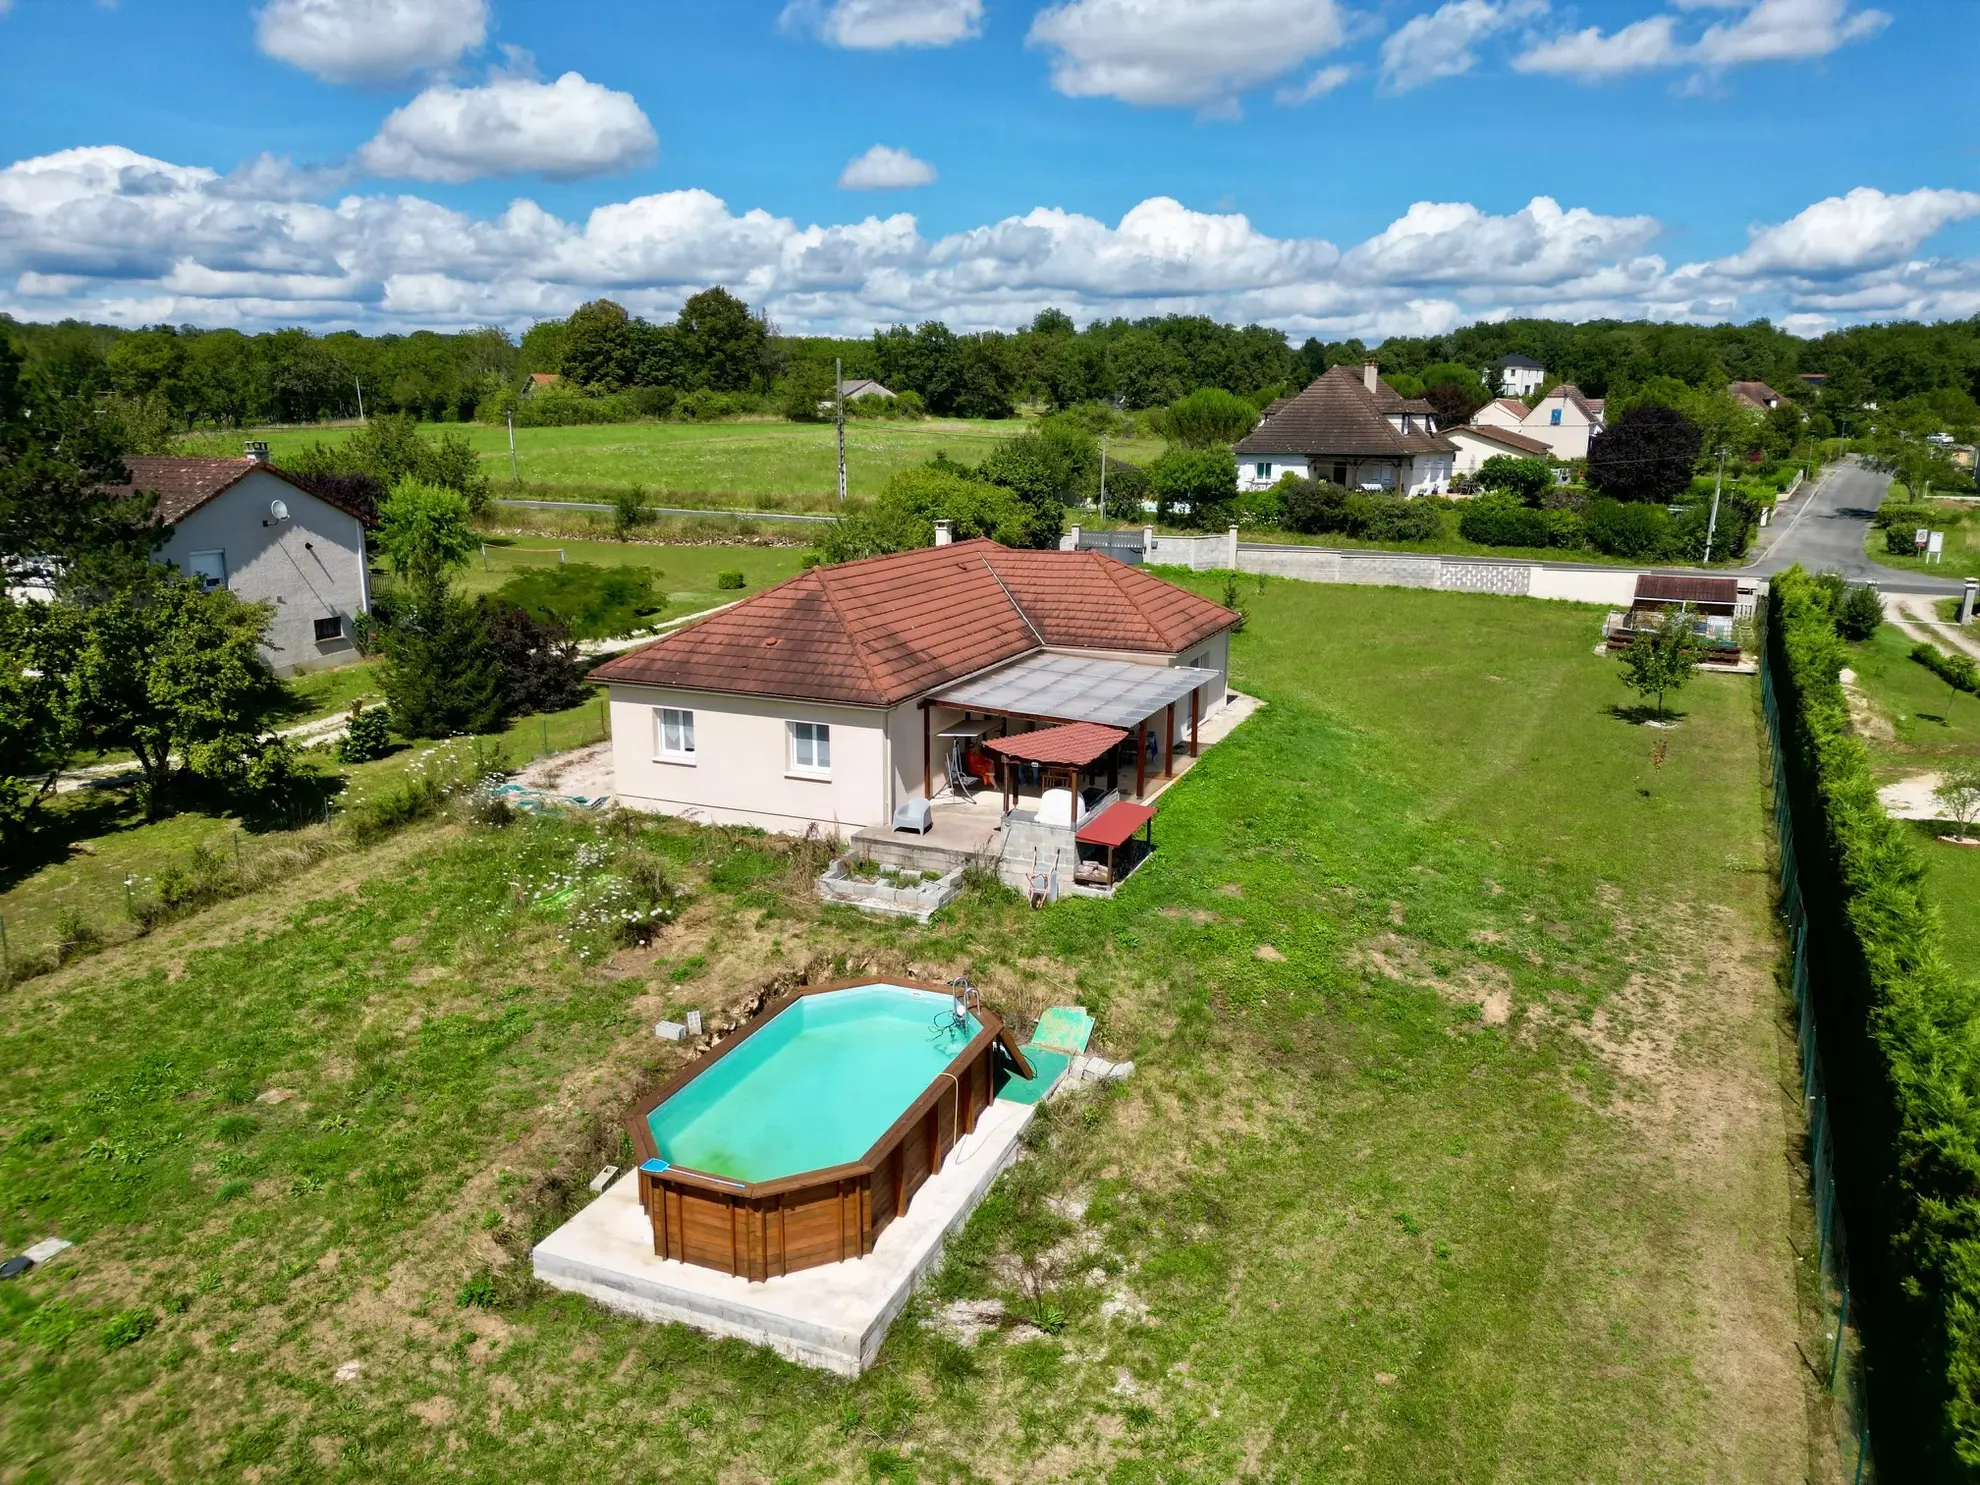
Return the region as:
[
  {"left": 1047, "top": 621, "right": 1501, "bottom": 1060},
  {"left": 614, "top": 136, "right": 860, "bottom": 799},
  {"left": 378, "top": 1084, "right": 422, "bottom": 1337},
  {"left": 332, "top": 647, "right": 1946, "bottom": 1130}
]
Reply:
[{"left": 1743, "top": 457, "right": 1959, "bottom": 593}]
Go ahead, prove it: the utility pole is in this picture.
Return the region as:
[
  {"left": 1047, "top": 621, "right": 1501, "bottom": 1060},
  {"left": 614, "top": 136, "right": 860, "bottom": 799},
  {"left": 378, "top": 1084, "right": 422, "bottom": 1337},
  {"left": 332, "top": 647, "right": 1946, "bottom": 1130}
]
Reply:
[
  {"left": 835, "top": 358, "right": 848, "bottom": 503},
  {"left": 354, "top": 378, "right": 366, "bottom": 423},
  {"left": 1099, "top": 435, "right": 1109, "bottom": 512},
  {"left": 507, "top": 411, "right": 519, "bottom": 483},
  {"left": 1703, "top": 446, "right": 1728, "bottom": 564}
]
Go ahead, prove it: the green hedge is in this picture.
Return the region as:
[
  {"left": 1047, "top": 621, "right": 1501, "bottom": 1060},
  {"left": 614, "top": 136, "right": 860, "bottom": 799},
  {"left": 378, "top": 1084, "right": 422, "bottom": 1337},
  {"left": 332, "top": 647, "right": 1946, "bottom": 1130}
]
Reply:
[
  {"left": 1912, "top": 641, "right": 1980, "bottom": 697},
  {"left": 1771, "top": 566, "right": 1980, "bottom": 1469}
]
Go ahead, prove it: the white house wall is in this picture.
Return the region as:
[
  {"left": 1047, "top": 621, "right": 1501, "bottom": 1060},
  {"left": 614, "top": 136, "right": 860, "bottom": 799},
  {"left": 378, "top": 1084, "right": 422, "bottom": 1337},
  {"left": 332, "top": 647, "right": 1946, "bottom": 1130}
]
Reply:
[
  {"left": 155, "top": 470, "right": 369, "bottom": 675},
  {"left": 1237, "top": 455, "right": 1451, "bottom": 496},
  {"left": 608, "top": 685, "right": 890, "bottom": 835}
]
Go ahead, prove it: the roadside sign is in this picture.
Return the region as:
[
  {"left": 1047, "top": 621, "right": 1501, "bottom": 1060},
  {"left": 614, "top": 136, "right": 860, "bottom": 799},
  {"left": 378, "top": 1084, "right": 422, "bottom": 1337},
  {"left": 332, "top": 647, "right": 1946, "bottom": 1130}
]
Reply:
[
  {"left": 1917, "top": 527, "right": 1930, "bottom": 550},
  {"left": 1930, "top": 531, "right": 1946, "bottom": 562}
]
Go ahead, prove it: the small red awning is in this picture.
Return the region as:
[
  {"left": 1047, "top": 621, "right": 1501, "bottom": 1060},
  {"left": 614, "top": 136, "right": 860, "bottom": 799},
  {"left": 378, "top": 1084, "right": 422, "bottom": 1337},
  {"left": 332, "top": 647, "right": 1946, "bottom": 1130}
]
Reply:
[
  {"left": 984, "top": 722, "right": 1128, "bottom": 768},
  {"left": 1076, "top": 801, "right": 1156, "bottom": 849}
]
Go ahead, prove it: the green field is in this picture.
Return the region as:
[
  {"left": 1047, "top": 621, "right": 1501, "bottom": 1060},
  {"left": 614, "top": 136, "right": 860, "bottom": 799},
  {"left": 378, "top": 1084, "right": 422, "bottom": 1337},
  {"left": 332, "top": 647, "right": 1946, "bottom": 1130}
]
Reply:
[
  {"left": 245, "top": 418, "right": 1166, "bottom": 512},
  {"left": 0, "top": 581, "right": 1828, "bottom": 1482},
  {"left": 1864, "top": 493, "right": 1980, "bottom": 576},
  {"left": 461, "top": 537, "right": 807, "bottom": 614}
]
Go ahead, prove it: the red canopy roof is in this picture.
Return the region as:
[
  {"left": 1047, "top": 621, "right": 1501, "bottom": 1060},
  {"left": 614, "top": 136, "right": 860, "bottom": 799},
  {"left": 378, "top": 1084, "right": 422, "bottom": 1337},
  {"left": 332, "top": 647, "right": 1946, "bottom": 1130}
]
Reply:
[
  {"left": 1076, "top": 801, "right": 1155, "bottom": 849},
  {"left": 983, "top": 722, "right": 1126, "bottom": 768}
]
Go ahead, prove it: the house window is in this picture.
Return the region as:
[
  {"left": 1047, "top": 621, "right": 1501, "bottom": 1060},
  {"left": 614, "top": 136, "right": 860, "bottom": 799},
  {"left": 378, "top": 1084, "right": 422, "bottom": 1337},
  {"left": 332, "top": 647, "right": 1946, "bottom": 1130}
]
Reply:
[
  {"left": 313, "top": 615, "right": 344, "bottom": 642},
  {"left": 1550, "top": 408, "right": 1563, "bottom": 425},
  {"left": 1255, "top": 462, "right": 1271, "bottom": 479},
  {"left": 188, "top": 551, "right": 227, "bottom": 592},
  {"left": 655, "top": 707, "right": 696, "bottom": 763},
  {"left": 789, "top": 721, "right": 831, "bottom": 777}
]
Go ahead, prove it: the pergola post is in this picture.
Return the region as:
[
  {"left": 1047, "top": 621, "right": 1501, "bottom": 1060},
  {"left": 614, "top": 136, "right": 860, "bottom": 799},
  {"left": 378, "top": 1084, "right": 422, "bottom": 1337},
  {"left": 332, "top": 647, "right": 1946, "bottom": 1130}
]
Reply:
[
  {"left": 1190, "top": 688, "right": 1199, "bottom": 758},
  {"left": 1135, "top": 720, "right": 1147, "bottom": 799},
  {"left": 1164, "top": 703, "right": 1175, "bottom": 778},
  {"left": 922, "top": 703, "right": 932, "bottom": 799}
]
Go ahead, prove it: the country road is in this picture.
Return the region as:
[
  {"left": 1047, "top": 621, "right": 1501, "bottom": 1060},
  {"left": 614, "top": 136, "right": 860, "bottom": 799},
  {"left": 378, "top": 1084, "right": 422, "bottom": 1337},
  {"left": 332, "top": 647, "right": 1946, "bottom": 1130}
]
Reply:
[{"left": 1743, "top": 457, "right": 1959, "bottom": 593}]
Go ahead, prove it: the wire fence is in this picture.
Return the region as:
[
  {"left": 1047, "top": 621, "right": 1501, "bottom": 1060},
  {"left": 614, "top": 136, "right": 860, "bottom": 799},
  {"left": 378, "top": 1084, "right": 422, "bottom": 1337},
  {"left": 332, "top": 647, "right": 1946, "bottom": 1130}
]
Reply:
[{"left": 1760, "top": 633, "right": 1875, "bottom": 1484}]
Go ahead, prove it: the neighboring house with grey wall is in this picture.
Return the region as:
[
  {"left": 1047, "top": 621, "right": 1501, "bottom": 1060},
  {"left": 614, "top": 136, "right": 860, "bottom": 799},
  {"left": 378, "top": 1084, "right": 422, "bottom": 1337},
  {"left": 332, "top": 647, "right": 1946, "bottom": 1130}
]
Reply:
[{"left": 108, "top": 450, "right": 373, "bottom": 675}]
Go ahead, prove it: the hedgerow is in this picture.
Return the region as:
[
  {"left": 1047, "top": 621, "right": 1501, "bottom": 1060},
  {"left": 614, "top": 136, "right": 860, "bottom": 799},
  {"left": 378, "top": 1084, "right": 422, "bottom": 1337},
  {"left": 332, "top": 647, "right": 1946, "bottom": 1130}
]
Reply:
[
  {"left": 1912, "top": 640, "right": 1980, "bottom": 698},
  {"left": 1771, "top": 565, "right": 1980, "bottom": 1468}
]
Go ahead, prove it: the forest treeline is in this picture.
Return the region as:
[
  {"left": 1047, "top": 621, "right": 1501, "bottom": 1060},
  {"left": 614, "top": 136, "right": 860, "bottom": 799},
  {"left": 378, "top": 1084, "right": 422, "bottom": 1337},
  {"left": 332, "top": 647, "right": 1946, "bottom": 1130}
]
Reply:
[{"left": 5, "top": 296, "right": 1978, "bottom": 433}]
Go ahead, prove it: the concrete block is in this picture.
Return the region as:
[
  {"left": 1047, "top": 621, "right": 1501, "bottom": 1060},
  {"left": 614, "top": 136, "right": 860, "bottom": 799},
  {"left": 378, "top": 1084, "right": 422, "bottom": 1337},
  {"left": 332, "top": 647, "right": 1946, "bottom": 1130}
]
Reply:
[
  {"left": 1106, "top": 1061, "right": 1135, "bottom": 1081},
  {"left": 685, "top": 1010, "right": 703, "bottom": 1036},
  {"left": 655, "top": 1021, "right": 687, "bottom": 1042},
  {"left": 589, "top": 1165, "right": 620, "bottom": 1194}
]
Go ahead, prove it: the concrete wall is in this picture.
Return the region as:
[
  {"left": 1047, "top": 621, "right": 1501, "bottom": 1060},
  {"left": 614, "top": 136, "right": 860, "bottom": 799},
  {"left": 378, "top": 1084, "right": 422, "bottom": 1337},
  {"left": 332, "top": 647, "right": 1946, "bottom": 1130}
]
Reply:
[
  {"left": 1234, "top": 546, "right": 1644, "bottom": 607},
  {"left": 608, "top": 684, "right": 891, "bottom": 836},
  {"left": 157, "top": 469, "right": 370, "bottom": 675}
]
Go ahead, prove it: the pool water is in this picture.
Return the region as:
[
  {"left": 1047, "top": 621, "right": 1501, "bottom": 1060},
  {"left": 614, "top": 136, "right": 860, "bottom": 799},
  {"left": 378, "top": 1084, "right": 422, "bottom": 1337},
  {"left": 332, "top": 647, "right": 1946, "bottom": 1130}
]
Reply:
[{"left": 647, "top": 985, "right": 983, "bottom": 1183}]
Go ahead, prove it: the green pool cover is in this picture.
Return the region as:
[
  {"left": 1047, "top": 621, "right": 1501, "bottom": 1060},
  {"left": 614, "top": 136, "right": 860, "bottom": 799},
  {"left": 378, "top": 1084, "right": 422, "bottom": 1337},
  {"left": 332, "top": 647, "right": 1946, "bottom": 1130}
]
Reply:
[
  {"left": 996, "top": 1046, "right": 1070, "bottom": 1106},
  {"left": 1030, "top": 1006, "right": 1094, "bottom": 1056}
]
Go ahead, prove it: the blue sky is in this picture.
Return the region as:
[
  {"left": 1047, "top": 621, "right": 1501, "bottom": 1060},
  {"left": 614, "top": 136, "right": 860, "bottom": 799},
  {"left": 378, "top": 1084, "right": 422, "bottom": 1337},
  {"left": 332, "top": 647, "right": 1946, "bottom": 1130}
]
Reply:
[{"left": 0, "top": 0, "right": 1974, "bottom": 339}]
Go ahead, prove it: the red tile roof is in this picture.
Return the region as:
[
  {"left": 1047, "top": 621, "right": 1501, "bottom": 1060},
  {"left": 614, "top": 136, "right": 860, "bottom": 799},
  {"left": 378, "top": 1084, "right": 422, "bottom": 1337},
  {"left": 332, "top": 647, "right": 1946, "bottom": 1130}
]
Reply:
[
  {"left": 1635, "top": 574, "right": 1740, "bottom": 606},
  {"left": 588, "top": 539, "right": 1240, "bottom": 707},
  {"left": 1077, "top": 800, "right": 1156, "bottom": 849},
  {"left": 984, "top": 722, "right": 1127, "bottom": 767},
  {"left": 103, "top": 457, "right": 369, "bottom": 525}
]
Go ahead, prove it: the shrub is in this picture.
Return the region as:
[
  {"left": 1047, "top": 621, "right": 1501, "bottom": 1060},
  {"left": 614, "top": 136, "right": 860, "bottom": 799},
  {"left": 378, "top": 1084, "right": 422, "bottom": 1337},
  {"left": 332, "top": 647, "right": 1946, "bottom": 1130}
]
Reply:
[
  {"left": 1585, "top": 498, "right": 1674, "bottom": 559},
  {"left": 1888, "top": 526, "right": 1923, "bottom": 556},
  {"left": 1458, "top": 495, "right": 1571, "bottom": 548},
  {"left": 1226, "top": 481, "right": 1284, "bottom": 531},
  {"left": 1771, "top": 566, "right": 1980, "bottom": 1467},
  {"left": 716, "top": 570, "right": 746, "bottom": 590},
  {"left": 1348, "top": 493, "right": 1441, "bottom": 544},
  {"left": 1158, "top": 388, "right": 1259, "bottom": 448},
  {"left": 1281, "top": 478, "right": 1353, "bottom": 535},
  {"left": 337, "top": 702, "right": 393, "bottom": 763},
  {"left": 1149, "top": 446, "right": 1239, "bottom": 526},
  {"left": 1837, "top": 583, "right": 1885, "bottom": 641},
  {"left": 482, "top": 604, "right": 587, "bottom": 715},
  {"left": 456, "top": 1274, "right": 499, "bottom": 1310},
  {"left": 1102, "top": 464, "right": 1151, "bottom": 522},
  {"left": 1474, "top": 455, "right": 1554, "bottom": 504},
  {"left": 1911, "top": 641, "right": 1980, "bottom": 697}
]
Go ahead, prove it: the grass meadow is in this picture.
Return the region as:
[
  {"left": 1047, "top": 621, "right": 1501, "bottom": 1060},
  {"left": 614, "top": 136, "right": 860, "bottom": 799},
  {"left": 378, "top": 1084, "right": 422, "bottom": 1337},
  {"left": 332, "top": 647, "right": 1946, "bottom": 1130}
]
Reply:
[
  {"left": 244, "top": 419, "right": 1167, "bottom": 512},
  {"left": 0, "top": 579, "right": 1831, "bottom": 1483}
]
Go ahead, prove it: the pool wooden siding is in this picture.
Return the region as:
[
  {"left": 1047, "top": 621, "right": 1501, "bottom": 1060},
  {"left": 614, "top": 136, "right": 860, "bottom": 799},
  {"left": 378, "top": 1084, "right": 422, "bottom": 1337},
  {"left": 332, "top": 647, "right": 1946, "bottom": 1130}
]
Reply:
[{"left": 626, "top": 980, "right": 1029, "bottom": 1281}]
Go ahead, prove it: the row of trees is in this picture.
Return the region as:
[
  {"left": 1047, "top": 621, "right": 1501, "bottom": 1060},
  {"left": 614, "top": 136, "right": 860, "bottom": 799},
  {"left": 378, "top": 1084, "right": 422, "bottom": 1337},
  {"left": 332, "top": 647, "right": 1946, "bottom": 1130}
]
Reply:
[{"left": 13, "top": 304, "right": 1974, "bottom": 438}]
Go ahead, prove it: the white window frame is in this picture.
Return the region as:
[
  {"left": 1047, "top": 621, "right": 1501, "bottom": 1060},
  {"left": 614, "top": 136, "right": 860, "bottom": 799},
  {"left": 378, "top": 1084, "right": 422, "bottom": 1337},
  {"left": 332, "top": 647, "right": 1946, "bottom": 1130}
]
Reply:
[
  {"left": 188, "top": 550, "right": 227, "bottom": 593},
  {"left": 1254, "top": 462, "right": 1271, "bottom": 479},
  {"left": 654, "top": 707, "right": 697, "bottom": 764},
  {"left": 787, "top": 720, "right": 832, "bottom": 779}
]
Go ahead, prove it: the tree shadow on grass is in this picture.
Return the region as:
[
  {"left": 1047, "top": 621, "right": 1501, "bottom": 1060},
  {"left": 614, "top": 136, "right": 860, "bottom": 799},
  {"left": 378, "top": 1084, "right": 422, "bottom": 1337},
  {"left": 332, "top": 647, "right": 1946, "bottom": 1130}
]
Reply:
[
  {"left": 1608, "top": 702, "right": 1690, "bottom": 727},
  {"left": 1, "top": 790, "right": 137, "bottom": 894}
]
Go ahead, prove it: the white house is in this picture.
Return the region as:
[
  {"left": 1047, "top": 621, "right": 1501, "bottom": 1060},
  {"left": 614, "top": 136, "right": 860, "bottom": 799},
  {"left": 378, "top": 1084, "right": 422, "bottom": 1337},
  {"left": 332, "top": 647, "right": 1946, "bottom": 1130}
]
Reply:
[
  {"left": 1496, "top": 354, "right": 1546, "bottom": 398},
  {"left": 1233, "top": 361, "right": 1456, "bottom": 497},
  {"left": 107, "top": 450, "right": 373, "bottom": 674},
  {"left": 589, "top": 539, "right": 1240, "bottom": 837},
  {"left": 1445, "top": 423, "right": 1558, "bottom": 480},
  {"left": 1469, "top": 384, "right": 1605, "bottom": 461}
]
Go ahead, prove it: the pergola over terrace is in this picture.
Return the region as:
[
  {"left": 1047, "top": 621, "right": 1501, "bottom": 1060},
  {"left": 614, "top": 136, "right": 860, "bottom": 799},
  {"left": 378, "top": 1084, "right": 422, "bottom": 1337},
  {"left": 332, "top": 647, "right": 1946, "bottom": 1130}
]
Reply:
[{"left": 922, "top": 652, "right": 1223, "bottom": 802}]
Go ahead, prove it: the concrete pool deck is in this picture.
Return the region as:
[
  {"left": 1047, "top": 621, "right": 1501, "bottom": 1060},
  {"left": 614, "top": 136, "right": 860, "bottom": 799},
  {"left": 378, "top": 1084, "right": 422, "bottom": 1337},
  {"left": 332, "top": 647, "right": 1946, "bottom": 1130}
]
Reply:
[{"left": 531, "top": 1096, "right": 1036, "bottom": 1374}]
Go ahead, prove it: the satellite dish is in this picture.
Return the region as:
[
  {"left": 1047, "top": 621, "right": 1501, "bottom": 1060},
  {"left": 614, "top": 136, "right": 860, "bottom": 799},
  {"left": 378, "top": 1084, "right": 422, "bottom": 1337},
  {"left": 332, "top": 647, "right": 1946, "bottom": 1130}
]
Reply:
[{"left": 269, "top": 499, "right": 289, "bottom": 523}]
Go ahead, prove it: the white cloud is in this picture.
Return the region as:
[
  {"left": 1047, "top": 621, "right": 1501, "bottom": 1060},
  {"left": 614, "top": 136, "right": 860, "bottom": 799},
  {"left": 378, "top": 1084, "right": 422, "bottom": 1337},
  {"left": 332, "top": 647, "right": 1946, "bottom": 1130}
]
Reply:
[
  {"left": 839, "top": 145, "right": 939, "bottom": 190},
  {"left": 781, "top": 0, "right": 983, "bottom": 48},
  {"left": 3, "top": 145, "right": 1977, "bottom": 337},
  {"left": 1513, "top": 14, "right": 1681, "bottom": 75},
  {"left": 1715, "top": 186, "right": 1980, "bottom": 276},
  {"left": 1379, "top": 0, "right": 1545, "bottom": 91},
  {"left": 1028, "top": 0, "right": 1345, "bottom": 113},
  {"left": 354, "top": 73, "right": 657, "bottom": 183},
  {"left": 1514, "top": 0, "right": 1885, "bottom": 80},
  {"left": 1275, "top": 65, "right": 1352, "bottom": 104},
  {"left": 1691, "top": 0, "right": 1888, "bottom": 67},
  {"left": 254, "top": 0, "right": 487, "bottom": 84}
]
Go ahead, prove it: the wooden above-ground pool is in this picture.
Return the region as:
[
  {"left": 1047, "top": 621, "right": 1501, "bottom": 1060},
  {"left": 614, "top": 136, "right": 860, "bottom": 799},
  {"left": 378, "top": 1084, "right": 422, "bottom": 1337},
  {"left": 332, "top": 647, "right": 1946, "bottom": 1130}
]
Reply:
[{"left": 626, "top": 980, "right": 1034, "bottom": 1281}]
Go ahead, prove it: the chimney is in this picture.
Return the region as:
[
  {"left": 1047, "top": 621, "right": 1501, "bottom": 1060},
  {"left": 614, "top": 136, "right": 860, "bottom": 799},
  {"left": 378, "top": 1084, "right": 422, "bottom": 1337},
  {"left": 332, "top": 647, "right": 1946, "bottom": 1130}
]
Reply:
[
  {"left": 933, "top": 519, "right": 953, "bottom": 547},
  {"left": 244, "top": 440, "right": 271, "bottom": 465},
  {"left": 1363, "top": 360, "right": 1379, "bottom": 394}
]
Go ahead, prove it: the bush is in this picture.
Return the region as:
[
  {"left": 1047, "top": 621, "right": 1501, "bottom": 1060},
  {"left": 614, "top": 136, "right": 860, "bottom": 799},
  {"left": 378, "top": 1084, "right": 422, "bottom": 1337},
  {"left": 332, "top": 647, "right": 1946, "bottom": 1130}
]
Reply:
[
  {"left": 1458, "top": 495, "right": 1578, "bottom": 549},
  {"left": 1911, "top": 641, "right": 1980, "bottom": 697},
  {"left": 1837, "top": 582, "right": 1885, "bottom": 641},
  {"left": 99, "top": 1307, "right": 156, "bottom": 1351},
  {"left": 1585, "top": 498, "right": 1674, "bottom": 559},
  {"left": 380, "top": 590, "right": 503, "bottom": 740},
  {"left": 482, "top": 603, "right": 587, "bottom": 716},
  {"left": 1158, "top": 388, "right": 1259, "bottom": 448},
  {"left": 1888, "top": 525, "right": 1923, "bottom": 556},
  {"left": 1226, "top": 481, "right": 1284, "bottom": 531},
  {"left": 1103, "top": 464, "right": 1151, "bottom": 522},
  {"left": 1281, "top": 477, "right": 1353, "bottom": 535},
  {"left": 1770, "top": 565, "right": 1980, "bottom": 1466},
  {"left": 337, "top": 701, "right": 393, "bottom": 763},
  {"left": 716, "top": 570, "right": 746, "bottom": 590},
  {"left": 1352, "top": 494, "right": 1441, "bottom": 543},
  {"left": 1475, "top": 455, "right": 1554, "bottom": 504}
]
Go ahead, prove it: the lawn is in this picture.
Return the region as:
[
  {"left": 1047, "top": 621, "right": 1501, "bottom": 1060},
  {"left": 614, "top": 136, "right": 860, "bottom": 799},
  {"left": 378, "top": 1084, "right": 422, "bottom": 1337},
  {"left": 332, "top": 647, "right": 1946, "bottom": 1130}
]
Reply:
[
  {"left": 242, "top": 418, "right": 1165, "bottom": 511},
  {"left": 460, "top": 537, "right": 808, "bottom": 615},
  {"left": 0, "top": 580, "right": 1830, "bottom": 1483},
  {"left": 1863, "top": 494, "right": 1980, "bottom": 577}
]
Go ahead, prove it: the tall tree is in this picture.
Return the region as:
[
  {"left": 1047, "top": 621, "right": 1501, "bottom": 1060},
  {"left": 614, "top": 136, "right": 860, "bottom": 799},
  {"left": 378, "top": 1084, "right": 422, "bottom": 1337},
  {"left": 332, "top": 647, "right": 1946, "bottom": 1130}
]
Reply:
[
  {"left": 561, "top": 300, "right": 639, "bottom": 391},
  {"left": 675, "top": 287, "right": 768, "bottom": 393},
  {"left": 1587, "top": 404, "right": 1702, "bottom": 503}
]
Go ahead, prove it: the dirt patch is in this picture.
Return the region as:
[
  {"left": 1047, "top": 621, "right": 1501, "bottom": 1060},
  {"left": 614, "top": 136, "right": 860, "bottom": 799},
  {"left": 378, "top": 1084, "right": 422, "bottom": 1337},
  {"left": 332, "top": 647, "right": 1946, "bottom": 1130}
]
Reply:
[
  {"left": 1254, "top": 944, "right": 1286, "bottom": 962},
  {"left": 1359, "top": 934, "right": 1513, "bottom": 1026},
  {"left": 513, "top": 741, "right": 615, "bottom": 800},
  {"left": 1837, "top": 668, "right": 1896, "bottom": 743}
]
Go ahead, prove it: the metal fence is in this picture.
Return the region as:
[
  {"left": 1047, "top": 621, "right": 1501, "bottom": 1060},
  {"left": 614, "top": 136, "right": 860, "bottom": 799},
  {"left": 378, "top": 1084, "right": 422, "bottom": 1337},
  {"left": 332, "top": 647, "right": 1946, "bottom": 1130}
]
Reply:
[{"left": 1760, "top": 634, "right": 1875, "bottom": 1483}]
